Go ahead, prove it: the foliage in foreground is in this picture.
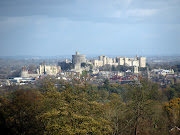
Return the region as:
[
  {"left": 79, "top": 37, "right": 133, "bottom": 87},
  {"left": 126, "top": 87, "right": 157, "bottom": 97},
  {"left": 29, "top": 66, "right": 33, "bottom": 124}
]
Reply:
[{"left": 0, "top": 79, "right": 180, "bottom": 135}]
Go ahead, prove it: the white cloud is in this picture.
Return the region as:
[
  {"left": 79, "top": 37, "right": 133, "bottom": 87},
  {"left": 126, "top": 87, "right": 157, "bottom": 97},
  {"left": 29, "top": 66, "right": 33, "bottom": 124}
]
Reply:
[
  {"left": 112, "top": 10, "right": 122, "bottom": 18},
  {"left": 126, "top": 9, "right": 158, "bottom": 17},
  {"left": 126, "top": 0, "right": 133, "bottom": 6},
  {"left": 111, "top": 8, "right": 158, "bottom": 18},
  {"left": 113, "top": 0, "right": 132, "bottom": 8}
]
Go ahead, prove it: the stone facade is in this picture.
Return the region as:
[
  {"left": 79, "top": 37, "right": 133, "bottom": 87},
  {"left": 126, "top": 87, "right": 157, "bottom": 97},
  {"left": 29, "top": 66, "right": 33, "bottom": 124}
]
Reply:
[
  {"left": 92, "top": 55, "right": 146, "bottom": 68},
  {"left": 72, "top": 51, "right": 86, "bottom": 65},
  {"left": 39, "top": 65, "right": 61, "bottom": 75},
  {"left": 21, "top": 65, "right": 61, "bottom": 78},
  {"left": 59, "top": 52, "right": 146, "bottom": 74}
]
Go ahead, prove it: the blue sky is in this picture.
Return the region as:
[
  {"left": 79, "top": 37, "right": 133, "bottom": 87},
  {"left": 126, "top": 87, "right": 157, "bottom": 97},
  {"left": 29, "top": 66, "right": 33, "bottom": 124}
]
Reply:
[{"left": 0, "top": 0, "right": 180, "bottom": 56}]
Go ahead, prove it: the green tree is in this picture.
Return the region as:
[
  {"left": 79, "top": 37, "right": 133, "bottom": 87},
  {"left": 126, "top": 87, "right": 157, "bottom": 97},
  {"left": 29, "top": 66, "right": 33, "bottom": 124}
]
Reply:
[
  {"left": 105, "top": 93, "right": 125, "bottom": 134},
  {"left": 164, "top": 98, "right": 180, "bottom": 128},
  {"left": 0, "top": 90, "right": 44, "bottom": 135},
  {"left": 112, "top": 65, "right": 116, "bottom": 71},
  {"left": 122, "top": 80, "right": 169, "bottom": 135},
  {"left": 40, "top": 82, "right": 113, "bottom": 134}
]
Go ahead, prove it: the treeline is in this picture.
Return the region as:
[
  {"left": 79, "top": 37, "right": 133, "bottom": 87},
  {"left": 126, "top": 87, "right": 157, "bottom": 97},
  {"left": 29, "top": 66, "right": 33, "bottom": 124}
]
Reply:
[
  {"left": 99, "top": 65, "right": 147, "bottom": 72},
  {"left": 0, "top": 78, "right": 180, "bottom": 135},
  {"left": 148, "top": 63, "right": 180, "bottom": 72}
]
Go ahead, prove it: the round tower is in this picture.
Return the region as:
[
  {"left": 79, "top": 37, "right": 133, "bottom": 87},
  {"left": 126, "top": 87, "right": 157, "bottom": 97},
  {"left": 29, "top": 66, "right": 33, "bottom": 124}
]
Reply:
[{"left": 72, "top": 51, "right": 86, "bottom": 65}]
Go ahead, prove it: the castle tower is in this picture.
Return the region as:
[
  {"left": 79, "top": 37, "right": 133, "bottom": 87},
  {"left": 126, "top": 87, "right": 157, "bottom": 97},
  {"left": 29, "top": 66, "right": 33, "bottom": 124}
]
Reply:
[
  {"left": 76, "top": 51, "right": 80, "bottom": 55},
  {"left": 139, "top": 57, "right": 146, "bottom": 67},
  {"left": 103, "top": 56, "right": 107, "bottom": 65},
  {"left": 21, "top": 67, "right": 29, "bottom": 77},
  {"left": 72, "top": 51, "right": 86, "bottom": 65},
  {"left": 99, "top": 55, "right": 103, "bottom": 61},
  {"left": 134, "top": 66, "right": 139, "bottom": 74}
]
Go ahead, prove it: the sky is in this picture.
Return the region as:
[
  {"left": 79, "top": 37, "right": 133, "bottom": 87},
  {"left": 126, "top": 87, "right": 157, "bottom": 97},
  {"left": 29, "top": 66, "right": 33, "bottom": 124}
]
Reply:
[{"left": 0, "top": 0, "right": 180, "bottom": 57}]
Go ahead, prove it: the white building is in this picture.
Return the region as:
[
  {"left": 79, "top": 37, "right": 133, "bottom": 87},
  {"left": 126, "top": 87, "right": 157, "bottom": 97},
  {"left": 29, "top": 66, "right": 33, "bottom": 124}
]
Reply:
[
  {"left": 152, "top": 69, "right": 174, "bottom": 76},
  {"left": 20, "top": 64, "right": 61, "bottom": 78},
  {"left": 92, "top": 55, "right": 146, "bottom": 68}
]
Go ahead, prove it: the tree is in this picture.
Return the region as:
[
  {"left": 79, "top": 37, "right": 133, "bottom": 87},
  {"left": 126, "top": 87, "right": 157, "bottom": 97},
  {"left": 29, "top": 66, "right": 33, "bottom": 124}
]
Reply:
[
  {"left": 105, "top": 93, "right": 125, "bottom": 135},
  {"left": 28, "top": 64, "right": 37, "bottom": 72},
  {"left": 99, "top": 64, "right": 112, "bottom": 71},
  {"left": 122, "top": 80, "right": 169, "bottom": 135},
  {"left": 112, "top": 65, "right": 116, "bottom": 71},
  {"left": 164, "top": 98, "right": 180, "bottom": 128},
  {"left": 164, "top": 83, "right": 180, "bottom": 100},
  {"left": 0, "top": 90, "right": 44, "bottom": 135},
  {"left": 39, "top": 82, "right": 113, "bottom": 134},
  {"left": 103, "top": 79, "right": 110, "bottom": 91}
]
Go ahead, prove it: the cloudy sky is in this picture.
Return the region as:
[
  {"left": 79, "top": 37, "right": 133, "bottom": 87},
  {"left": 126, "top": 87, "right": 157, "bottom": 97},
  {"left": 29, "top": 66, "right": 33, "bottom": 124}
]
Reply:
[{"left": 0, "top": 0, "right": 180, "bottom": 56}]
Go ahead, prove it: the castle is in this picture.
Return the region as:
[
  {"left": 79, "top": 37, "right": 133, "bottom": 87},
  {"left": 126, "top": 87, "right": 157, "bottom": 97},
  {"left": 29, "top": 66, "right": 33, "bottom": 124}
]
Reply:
[
  {"left": 91, "top": 55, "right": 146, "bottom": 68},
  {"left": 59, "top": 51, "right": 146, "bottom": 74},
  {"left": 21, "top": 64, "right": 61, "bottom": 78}
]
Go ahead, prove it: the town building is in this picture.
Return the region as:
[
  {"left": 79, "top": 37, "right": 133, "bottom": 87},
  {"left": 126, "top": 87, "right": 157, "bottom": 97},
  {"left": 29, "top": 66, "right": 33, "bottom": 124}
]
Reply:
[{"left": 151, "top": 69, "right": 174, "bottom": 76}]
